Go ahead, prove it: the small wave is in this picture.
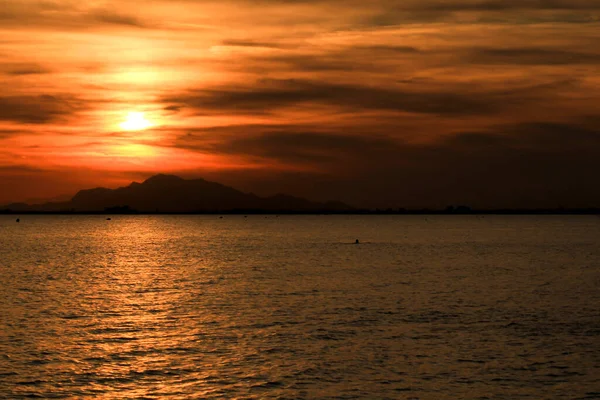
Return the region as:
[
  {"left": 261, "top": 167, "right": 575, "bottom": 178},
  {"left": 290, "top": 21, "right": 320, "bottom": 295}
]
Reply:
[{"left": 250, "top": 381, "right": 284, "bottom": 389}]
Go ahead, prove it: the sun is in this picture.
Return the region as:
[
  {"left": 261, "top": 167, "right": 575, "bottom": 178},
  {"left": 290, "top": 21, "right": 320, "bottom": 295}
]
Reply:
[{"left": 120, "top": 112, "right": 153, "bottom": 131}]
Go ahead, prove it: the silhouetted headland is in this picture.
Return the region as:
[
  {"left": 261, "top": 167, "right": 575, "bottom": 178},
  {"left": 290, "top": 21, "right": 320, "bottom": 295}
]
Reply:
[{"left": 0, "top": 174, "right": 353, "bottom": 214}]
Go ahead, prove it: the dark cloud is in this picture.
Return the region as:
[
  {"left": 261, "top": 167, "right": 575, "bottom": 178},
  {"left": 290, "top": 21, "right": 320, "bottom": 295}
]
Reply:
[
  {"left": 355, "top": 45, "right": 421, "bottom": 53},
  {"left": 0, "top": 2, "right": 151, "bottom": 30},
  {"left": 250, "top": 45, "right": 422, "bottom": 73},
  {"left": 0, "top": 129, "right": 24, "bottom": 138},
  {"left": 166, "top": 120, "right": 600, "bottom": 208},
  {"left": 469, "top": 48, "right": 600, "bottom": 65},
  {"left": 398, "top": 0, "right": 600, "bottom": 12},
  {"left": 0, "top": 63, "right": 52, "bottom": 76},
  {"left": 445, "top": 121, "right": 600, "bottom": 149},
  {"left": 164, "top": 79, "right": 498, "bottom": 116},
  {"left": 258, "top": 55, "right": 365, "bottom": 72},
  {"left": 164, "top": 105, "right": 183, "bottom": 112},
  {"left": 221, "top": 40, "right": 291, "bottom": 49},
  {"left": 179, "top": 129, "right": 399, "bottom": 164},
  {"left": 179, "top": 120, "right": 600, "bottom": 164},
  {"left": 361, "top": 0, "right": 600, "bottom": 25},
  {"left": 2, "top": 0, "right": 598, "bottom": 32},
  {"left": 206, "top": 0, "right": 600, "bottom": 10},
  {"left": 498, "top": 122, "right": 600, "bottom": 150},
  {"left": 91, "top": 10, "right": 147, "bottom": 28},
  {"left": 0, "top": 94, "right": 83, "bottom": 124},
  {"left": 163, "top": 78, "right": 580, "bottom": 117}
]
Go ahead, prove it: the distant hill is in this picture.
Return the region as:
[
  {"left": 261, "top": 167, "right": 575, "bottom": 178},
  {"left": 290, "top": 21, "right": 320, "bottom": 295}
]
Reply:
[{"left": 1, "top": 174, "right": 353, "bottom": 213}]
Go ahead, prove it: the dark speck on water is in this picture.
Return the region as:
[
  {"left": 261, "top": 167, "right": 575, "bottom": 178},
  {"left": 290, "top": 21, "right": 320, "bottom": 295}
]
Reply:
[{"left": 0, "top": 215, "right": 598, "bottom": 399}]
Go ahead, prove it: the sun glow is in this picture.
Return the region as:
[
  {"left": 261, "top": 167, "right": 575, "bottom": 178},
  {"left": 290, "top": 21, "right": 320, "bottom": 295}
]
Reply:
[{"left": 120, "top": 112, "right": 153, "bottom": 131}]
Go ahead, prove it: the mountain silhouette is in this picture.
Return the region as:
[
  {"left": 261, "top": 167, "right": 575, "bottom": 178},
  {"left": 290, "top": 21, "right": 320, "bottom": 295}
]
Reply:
[{"left": 3, "top": 174, "right": 352, "bottom": 213}]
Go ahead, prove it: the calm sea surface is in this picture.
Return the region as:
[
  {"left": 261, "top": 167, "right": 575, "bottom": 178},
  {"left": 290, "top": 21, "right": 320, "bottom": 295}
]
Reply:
[{"left": 0, "top": 215, "right": 599, "bottom": 399}]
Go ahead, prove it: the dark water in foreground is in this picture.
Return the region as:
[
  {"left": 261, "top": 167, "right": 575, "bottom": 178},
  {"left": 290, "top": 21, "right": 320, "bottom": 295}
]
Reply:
[{"left": 0, "top": 215, "right": 599, "bottom": 399}]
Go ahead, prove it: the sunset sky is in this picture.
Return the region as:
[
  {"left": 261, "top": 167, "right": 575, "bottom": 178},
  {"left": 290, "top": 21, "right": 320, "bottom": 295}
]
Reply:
[{"left": 1, "top": 0, "right": 599, "bottom": 208}]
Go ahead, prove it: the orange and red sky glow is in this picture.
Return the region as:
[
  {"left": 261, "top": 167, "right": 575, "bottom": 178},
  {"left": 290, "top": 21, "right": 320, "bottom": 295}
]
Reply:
[{"left": 1, "top": 0, "right": 599, "bottom": 208}]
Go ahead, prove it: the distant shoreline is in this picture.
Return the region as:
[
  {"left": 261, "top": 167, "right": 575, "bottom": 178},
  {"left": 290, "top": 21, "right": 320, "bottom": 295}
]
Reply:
[{"left": 2, "top": 209, "right": 599, "bottom": 215}]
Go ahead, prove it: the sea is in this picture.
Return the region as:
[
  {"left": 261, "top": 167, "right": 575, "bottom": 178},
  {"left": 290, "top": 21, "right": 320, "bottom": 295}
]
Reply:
[{"left": 0, "top": 215, "right": 598, "bottom": 399}]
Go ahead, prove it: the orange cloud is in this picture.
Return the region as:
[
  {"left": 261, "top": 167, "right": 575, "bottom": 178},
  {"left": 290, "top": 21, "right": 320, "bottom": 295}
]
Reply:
[{"left": 0, "top": 0, "right": 599, "bottom": 207}]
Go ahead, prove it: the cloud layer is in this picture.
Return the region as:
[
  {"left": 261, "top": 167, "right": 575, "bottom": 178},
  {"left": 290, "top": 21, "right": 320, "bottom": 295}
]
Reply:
[{"left": 0, "top": 0, "right": 599, "bottom": 207}]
